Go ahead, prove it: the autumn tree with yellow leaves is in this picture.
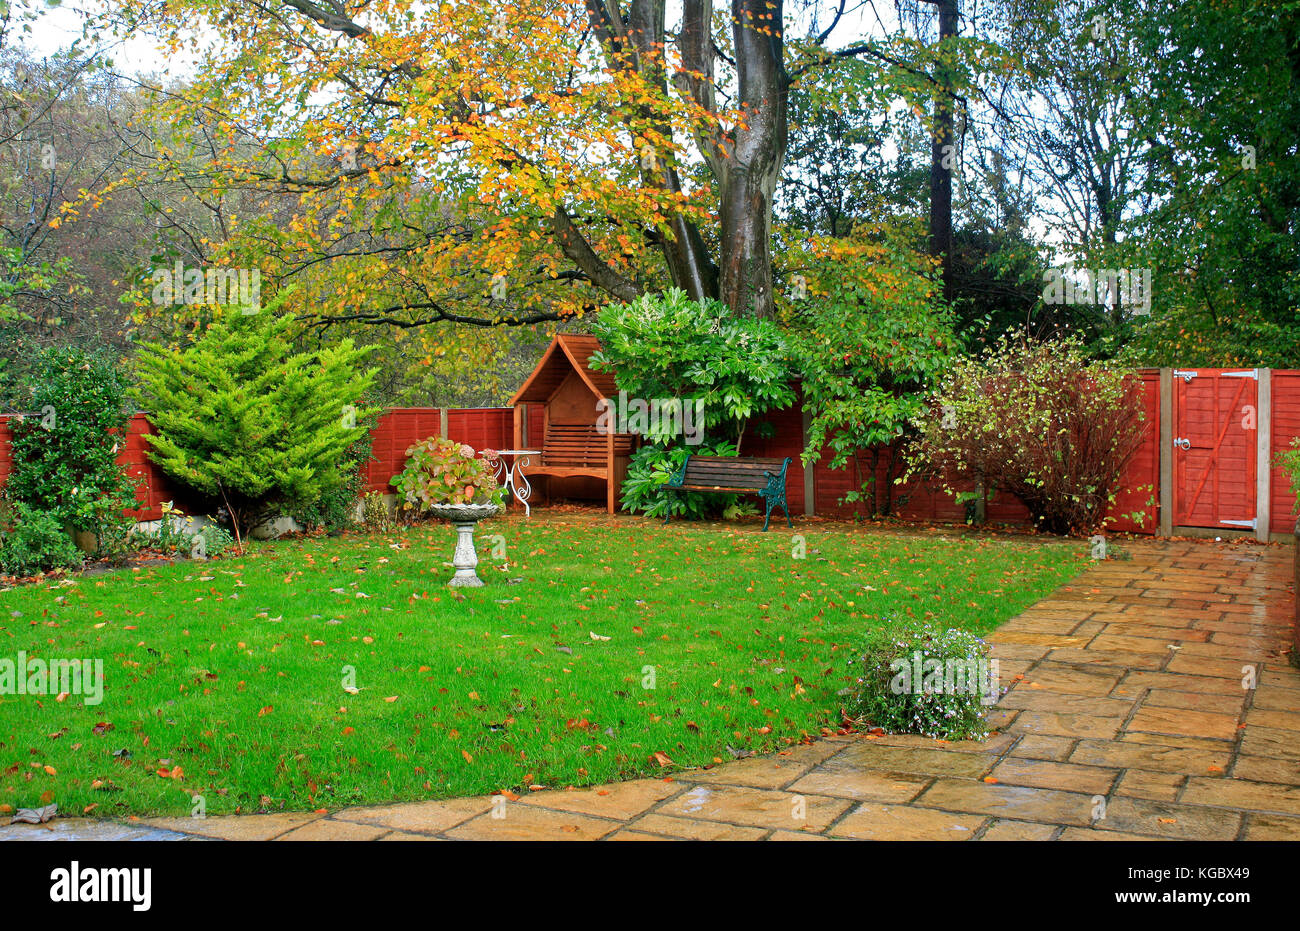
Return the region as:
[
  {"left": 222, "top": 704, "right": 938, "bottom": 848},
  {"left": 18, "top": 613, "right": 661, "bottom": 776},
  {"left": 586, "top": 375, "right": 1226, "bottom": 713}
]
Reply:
[{"left": 88, "top": 0, "right": 914, "bottom": 333}]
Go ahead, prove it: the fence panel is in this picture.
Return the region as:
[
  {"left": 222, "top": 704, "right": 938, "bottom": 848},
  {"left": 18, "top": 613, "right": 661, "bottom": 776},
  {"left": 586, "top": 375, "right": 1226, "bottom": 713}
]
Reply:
[
  {"left": 1271, "top": 371, "right": 1300, "bottom": 534},
  {"left": 1104, "top": 369, "right": 1161, "bottom": 534}
]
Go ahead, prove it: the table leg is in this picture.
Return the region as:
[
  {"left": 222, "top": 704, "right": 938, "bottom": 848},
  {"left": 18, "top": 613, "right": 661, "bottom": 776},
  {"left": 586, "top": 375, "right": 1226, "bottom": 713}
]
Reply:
[
  {"left": 488, "top": 456, "right": 508, "bottom": 510},
  {"left": 510, "top": 456, "right": 533, "bottom": 518}
]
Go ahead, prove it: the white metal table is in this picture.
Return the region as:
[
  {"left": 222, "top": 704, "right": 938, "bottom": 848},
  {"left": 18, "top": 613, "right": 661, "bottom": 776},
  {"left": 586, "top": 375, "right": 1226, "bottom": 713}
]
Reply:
[{"left": 484, "top": 448, "right": 540, "bottom": 517}]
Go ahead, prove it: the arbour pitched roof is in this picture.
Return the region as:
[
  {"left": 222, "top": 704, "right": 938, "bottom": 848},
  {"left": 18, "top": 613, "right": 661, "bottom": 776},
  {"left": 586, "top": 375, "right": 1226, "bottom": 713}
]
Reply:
[{"left": 509, "top": 333, "right": 618, "bottom": 405}]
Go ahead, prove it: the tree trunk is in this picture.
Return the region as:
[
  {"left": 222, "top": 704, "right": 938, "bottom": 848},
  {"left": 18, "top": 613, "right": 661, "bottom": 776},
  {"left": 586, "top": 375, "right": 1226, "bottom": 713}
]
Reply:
[
  {"left": 927, "top": 0, "right": 957, "bottom": 302},
  {"left": 718, "top": 0, "right": 788, "bottom": 319},
  {"left": 587, "top": 0, "right": 788, "bottom": 318}
]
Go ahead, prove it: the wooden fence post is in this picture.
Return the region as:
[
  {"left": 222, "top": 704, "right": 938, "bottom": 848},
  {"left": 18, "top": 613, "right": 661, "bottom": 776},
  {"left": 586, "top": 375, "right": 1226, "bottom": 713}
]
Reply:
[
  {"left": 1159, "top": 367, "right": 1173, "bottom": 537},
  {"left": 438, "top": 408, "right": 448, "bottom": 440},
  {"left": 800, "top": 407, "right": 815, "bottom": 516},
  {"left": 1256, "top": 369, "right": 1272, "bottom": 543}
]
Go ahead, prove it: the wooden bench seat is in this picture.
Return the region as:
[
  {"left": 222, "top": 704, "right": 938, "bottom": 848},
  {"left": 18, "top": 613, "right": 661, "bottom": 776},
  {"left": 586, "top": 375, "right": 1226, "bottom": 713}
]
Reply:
[{"left": 663, "top": 455, "right": 794, "bottom": 531}]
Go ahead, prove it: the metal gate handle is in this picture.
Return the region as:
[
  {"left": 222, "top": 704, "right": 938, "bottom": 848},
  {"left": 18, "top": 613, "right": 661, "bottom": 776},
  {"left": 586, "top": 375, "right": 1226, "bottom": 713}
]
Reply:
[{"left": 1173, "top": 437, "right": 1191, "bottom": 450}]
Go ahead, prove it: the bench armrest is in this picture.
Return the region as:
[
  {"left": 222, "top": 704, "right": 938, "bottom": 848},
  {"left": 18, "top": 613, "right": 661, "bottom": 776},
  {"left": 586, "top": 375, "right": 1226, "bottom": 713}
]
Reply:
[
  {"left": 664, "top": 454, "right": 692, "bottom": 488},
  {"left": 761, "top": 457, "right": 792, "bottom": 498}
]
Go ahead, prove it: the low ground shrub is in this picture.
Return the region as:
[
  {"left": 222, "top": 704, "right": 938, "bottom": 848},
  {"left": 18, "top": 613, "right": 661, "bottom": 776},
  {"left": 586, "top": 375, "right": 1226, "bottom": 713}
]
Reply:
[
  {"left": 0, "top": 504, "right": 85, "bottom": 576},
  {"left": 361, "top": 491, "right": 393, "bottom": 532},
  {"left": 846, "top": 620, "right": 1000, "bottom": 740},
  {"left": 620, "top": 440, "right": 741, "bottom": 519}
]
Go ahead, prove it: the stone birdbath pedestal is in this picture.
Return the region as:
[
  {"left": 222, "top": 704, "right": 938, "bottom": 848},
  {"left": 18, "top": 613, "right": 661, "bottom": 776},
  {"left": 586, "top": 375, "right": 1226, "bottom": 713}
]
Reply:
[{"left": 428, "top": 502, "right": 500, "bottom": 587}]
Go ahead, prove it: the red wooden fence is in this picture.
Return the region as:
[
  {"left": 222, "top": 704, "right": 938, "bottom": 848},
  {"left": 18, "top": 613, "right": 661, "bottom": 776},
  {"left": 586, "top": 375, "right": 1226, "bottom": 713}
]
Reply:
[{"left": 0, "top": 368, "right": 1296, "bottom": 537}]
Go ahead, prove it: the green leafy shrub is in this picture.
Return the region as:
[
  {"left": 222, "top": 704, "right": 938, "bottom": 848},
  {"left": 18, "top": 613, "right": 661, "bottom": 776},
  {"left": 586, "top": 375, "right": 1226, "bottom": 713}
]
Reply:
[
  {"left": 391, "top": 437, "right": 504, "bottom": 514},
  {"left": 620, "top": 440, "right": 740, "bottom": 519},
  {"left": 4, "top": 347, "right": 140, "bottom": 558},
  {"left": 0, "top": 503, "right": 84, "bottom": 576},
  {"left": 905, "top": 334, "right": 1148, "bottom": 536},
  {"left": 133, "top": 294, "right": 379, "bottom": 548},
  {"left": 589, "top": 289, "right": 795, "bottom": 448},
  {"left": 591, "top": 290, "right": 794, "bottom": 517},
  {"left": 847, "top": 620, "right": 1000, "bottom": 740},
  {"left": 788, "top": 235, "right": 958, "bottom": 515}
]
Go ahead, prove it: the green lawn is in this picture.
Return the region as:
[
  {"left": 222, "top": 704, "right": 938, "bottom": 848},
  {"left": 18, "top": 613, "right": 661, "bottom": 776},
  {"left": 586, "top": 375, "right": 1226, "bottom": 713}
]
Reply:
[{"left": 0, "top": 516, "right": 1086, "bottom": 817}]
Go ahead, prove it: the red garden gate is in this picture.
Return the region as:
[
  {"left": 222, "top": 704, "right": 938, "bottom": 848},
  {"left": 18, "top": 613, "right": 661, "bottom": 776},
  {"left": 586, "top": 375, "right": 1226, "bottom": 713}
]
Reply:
[{"left": 1172, "top": 368, "right": 1259, "bottom": 530}]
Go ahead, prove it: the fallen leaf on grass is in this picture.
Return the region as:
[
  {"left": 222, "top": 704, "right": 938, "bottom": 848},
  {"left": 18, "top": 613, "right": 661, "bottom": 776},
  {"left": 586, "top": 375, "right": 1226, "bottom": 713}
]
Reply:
[{"left": 11, "top": 803, "right": 57, "bottom": 824}]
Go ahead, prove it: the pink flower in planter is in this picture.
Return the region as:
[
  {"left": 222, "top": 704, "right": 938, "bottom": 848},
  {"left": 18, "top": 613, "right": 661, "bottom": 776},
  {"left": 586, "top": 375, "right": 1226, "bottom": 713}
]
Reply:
[{"left": 458, "top": 443, "right": 474, "bottom": 458}]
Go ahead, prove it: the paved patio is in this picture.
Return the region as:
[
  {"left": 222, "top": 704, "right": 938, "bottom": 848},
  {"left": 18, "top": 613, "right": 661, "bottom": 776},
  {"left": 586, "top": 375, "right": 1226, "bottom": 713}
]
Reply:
[{"left": 5, "top": 539, "right": 1297, "bottom": 841}]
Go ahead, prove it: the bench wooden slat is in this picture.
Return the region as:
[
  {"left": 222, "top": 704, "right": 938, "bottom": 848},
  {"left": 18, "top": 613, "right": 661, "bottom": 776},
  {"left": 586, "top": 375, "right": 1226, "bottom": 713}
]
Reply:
[{"left": 663, "top": 454, "right": 794, "bottom": 531}]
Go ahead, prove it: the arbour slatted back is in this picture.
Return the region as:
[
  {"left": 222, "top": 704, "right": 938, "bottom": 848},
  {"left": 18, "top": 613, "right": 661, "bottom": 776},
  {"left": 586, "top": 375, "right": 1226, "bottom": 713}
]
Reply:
[
  {"left": 541, "top": 424, "right": 633, "bottom": 468},
  {"left": 664, "top": 454, "right": 794, "bottom": 531}
]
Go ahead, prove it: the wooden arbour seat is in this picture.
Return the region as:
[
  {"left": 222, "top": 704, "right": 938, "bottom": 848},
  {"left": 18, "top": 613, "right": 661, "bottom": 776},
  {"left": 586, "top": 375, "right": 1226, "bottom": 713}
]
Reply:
[
  {"left": 528, "top": 424, "right": 634, "bottom": 478},
  {"left": 509, "top": 333, "right": 635, "bottom": 514},
  {"left": 663, "top": 455, "right": 794, "bottom": 531},
  {"left": 522, "top": 424, "right": 635, "bottom": 512}
]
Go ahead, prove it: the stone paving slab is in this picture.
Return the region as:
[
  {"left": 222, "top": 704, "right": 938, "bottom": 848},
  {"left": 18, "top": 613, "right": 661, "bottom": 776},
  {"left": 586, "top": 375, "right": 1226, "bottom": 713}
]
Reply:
[{"left": 25, "top": 539, "right": 1300, "bottom": 841}]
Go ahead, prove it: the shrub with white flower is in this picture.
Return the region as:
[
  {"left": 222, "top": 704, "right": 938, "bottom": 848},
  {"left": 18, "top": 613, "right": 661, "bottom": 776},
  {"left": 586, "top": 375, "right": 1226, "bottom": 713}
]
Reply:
[{"left": 847, "top": 620, "right": 1003, "bottom": 740}]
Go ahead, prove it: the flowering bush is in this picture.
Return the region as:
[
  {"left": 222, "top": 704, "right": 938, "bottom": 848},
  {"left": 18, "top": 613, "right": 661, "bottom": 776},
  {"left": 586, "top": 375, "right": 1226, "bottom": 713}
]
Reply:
[
  {"left": 905, "top": 334, "right": 1149, "bottom": 536},
  {"left": 391, "top": 437, "right": 504, "bottom": 512},
  {"left": 846, "top": 620, "right": 1001, "bottom": 741}
]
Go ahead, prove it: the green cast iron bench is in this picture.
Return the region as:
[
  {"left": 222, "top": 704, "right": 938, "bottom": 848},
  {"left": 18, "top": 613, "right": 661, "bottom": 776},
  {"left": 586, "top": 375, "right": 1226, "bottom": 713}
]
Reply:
[{"left": 662, "top": 455, "right": 794, "bottom": 532}]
